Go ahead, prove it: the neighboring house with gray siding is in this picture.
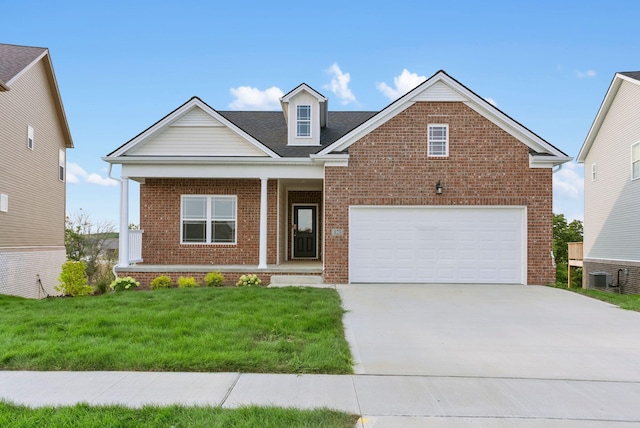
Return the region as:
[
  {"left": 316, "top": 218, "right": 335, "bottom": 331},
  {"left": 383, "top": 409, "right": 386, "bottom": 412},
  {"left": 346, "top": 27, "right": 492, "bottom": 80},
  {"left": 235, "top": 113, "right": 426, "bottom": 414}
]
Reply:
[
  {"left": 0, "top": 43, "right": 73, "bottom": 298},
  {"left": 578, "top": 71, "right": 640, "bottom": 293}
]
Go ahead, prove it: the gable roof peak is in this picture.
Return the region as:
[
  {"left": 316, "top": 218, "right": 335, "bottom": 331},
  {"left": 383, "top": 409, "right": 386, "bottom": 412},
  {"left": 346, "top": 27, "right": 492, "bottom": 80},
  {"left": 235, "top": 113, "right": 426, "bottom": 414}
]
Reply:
[
  {"left": 578, "top": 71, "right": 640, "bottom": 162},
  {"left": 317, "top": 69, "right": 569, "bottom": 164},
  {"left": 0, "top": 43, "right": 48, "bottom": 85},
  {"left": 280, "top": 83, "right": 327, "bottom": 102}
]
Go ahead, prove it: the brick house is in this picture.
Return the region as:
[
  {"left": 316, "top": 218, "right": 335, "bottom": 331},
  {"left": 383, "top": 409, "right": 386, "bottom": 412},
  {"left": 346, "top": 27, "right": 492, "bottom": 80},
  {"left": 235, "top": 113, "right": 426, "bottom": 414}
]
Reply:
[{"left": 104, "top": 70, "right": 570, "bottom": 286}]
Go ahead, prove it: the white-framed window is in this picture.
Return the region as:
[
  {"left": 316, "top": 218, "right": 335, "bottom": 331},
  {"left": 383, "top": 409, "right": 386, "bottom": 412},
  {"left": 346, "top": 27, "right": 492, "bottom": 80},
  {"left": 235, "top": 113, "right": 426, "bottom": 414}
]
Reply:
[
  {"left": 428, "top": 124, "right": 449, "bottom": 157},
  {"left": 27, "top": 125, "right": 34, "bottom": 150},
  {"left": 591, "top": 163, "right": 597, "bottom": 182},
  {"left": 296, "top": 105, "right": 311, "bottom": 137},
  {"left": 59, "top": 149, "right": 65, "bottom": 182},
  {"left": 181, "top": 195, "right": 237, "bottom": 244},
  {"left": 0, "top": 194, "right": 8, "bottom": 213},
  {"left": 632, "top": 142, "right": 640, "bottom": 181}
]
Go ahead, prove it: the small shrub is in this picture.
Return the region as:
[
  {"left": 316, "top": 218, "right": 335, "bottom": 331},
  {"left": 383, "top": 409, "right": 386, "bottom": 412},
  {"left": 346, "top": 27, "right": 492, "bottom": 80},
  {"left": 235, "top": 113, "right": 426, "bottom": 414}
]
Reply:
[
  {"left": 93, "top": 277, "right": 111, "bottom": 295},
  {"left": 55, "top": 261, "right": 94, "bottom": 296},
  {"left": 177, "top": 276, "right": 199, "bottom": 288},
  {"left": 150, "top": 275, "right": 173, "bottom": 290},
  {"left": 110, "top": 276, "right": 140, "bottom": 292},
  {"left": 204, "top": 271, "right": 225, "bottom": 287},
  {"left": 236, "top": 274, "right": 262, "bottom": 287}
]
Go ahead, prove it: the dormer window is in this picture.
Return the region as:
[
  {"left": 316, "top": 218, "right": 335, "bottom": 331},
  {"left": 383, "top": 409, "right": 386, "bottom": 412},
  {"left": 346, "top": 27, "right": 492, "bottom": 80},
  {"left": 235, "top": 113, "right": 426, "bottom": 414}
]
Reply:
[
  {"left": 296, "top": 105, "right": 311, "bottom": 137},
  {"left": 280, "top": 84, "right": 327, "bottom": 146}
]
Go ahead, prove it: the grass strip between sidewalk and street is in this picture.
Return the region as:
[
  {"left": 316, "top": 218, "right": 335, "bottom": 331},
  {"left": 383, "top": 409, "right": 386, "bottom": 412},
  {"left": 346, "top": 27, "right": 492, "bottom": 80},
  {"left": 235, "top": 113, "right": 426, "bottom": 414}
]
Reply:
[
  {"left": 0, "top": 287, "right": 352, "bottom": 374},
  {"left": 0, "top": 402, "right": 358, "bottom": 428}
]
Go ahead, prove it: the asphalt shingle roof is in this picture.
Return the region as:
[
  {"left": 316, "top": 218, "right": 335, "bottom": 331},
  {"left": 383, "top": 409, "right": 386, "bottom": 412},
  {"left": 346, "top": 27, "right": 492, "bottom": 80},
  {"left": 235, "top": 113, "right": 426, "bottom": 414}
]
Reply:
[
  {"left": 0, "top": 43, "right": 47, "bottom": 85},
  {"left": 218, "top": 110, "right": 376, "bottom": 157},
  {"left": 620, "top": 71, "right": 640, "bottom": 82}
]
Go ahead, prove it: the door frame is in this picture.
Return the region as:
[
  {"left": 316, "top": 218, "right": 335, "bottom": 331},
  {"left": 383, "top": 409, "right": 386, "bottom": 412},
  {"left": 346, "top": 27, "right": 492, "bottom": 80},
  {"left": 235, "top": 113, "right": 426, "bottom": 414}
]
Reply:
[{"left": 291, "top": 203, "right": 319, "bottom": 259}]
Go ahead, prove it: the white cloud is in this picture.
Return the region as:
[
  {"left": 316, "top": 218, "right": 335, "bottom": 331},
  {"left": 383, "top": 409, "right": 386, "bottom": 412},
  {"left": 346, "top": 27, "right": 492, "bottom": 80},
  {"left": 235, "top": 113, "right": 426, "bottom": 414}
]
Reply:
[
  {"left": 324, "top": 63, "right": 356, "bottom": 105},
  {"left": 576, "top": 69, "right": 597, "bottom": 78},
  {"left": 67, "top": 162, "right": 118, "bottom": 187},
  {"left": 485, "top": 98, "right": 497, "bottom": 107},
  {"left": 377, "top": 69, "right": 427, "bottom": 100},
  {"left": 66, "top": 162, "right": 83, "bottom": 184},
  {"left": 553, "top": 161, "right": 584, "bottom": 221},
  {"left": 229, "top": 86, "right": 284, "bottom": 110}
]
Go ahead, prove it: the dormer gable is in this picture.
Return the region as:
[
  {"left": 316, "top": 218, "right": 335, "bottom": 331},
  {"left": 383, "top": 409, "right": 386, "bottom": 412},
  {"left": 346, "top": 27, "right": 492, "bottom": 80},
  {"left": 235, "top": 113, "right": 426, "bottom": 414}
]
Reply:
[{"left": 280, "top": 83, "right": 327, "bottom": 146}]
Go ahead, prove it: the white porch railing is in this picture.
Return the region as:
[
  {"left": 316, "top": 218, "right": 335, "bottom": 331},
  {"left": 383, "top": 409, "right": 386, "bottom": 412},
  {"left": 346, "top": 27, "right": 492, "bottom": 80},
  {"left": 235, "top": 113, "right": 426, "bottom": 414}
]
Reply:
[{"left": 129, "top": 230, "right": 143, "bottom": 263}]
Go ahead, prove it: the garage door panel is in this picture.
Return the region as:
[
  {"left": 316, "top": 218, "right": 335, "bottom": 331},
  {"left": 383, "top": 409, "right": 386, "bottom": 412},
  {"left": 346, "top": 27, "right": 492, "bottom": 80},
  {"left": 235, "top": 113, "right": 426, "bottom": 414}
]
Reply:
[{"left": 349, "top": 207, "right": 524, "bottom": 284}]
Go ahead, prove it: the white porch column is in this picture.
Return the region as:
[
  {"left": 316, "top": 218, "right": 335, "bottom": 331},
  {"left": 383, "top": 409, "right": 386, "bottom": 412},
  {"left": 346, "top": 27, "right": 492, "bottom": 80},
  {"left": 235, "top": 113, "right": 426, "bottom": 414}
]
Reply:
[
  {"left": 118, "top": 176, "right": 129, "bottom": 267},
  {"left": 258, "top": 177, "right": 268, "bottom": 269}
]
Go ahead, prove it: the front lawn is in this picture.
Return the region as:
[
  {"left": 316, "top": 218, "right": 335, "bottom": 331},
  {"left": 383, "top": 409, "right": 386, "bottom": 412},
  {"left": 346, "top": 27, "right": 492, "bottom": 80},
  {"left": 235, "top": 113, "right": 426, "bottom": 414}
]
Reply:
[
  {"left": 0, "top": 402, "right": 358, "bottom": 428},
  {"left": 0, "top": 287, "right": 352, "bottom": 373}
]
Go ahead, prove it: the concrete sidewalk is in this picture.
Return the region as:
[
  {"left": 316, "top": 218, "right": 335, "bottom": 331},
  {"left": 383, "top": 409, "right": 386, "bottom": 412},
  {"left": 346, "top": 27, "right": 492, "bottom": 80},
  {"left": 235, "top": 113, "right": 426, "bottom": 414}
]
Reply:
[{"left": 2, "top": 371, "right": 640, "bottom": 427}]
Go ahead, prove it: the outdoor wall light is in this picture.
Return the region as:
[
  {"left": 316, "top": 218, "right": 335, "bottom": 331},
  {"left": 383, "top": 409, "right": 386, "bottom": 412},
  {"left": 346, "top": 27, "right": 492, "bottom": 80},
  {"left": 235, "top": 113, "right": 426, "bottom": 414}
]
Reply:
[{"left": 435, "top": 180, "right": 444, "bottom": 195}]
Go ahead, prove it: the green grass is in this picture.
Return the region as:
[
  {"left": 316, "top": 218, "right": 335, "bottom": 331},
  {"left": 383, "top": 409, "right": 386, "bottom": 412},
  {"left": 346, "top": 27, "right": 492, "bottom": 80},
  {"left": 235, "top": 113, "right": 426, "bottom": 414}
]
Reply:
[
  {"left": 550, "top": 283, "right": 640, "bottom": 311},
  {"left": 0, "top": 402, "right": 358, "bottom": 428},
  {"left": 0, "top": 287, "right": 352, "bottom": 373}
]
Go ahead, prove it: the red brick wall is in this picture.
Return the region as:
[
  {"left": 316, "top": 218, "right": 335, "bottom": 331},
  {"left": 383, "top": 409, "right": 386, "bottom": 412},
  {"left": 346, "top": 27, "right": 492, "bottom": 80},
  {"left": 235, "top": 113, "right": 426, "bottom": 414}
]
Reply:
[
  {"left": 324, "top": 102, "right": 554, "bottom": 285},
  {"left": 140, "top": 179, "right": 277, "bottom": 265},
  {"left": 288, "top": 191, "right": 323, "bottom": 260}
]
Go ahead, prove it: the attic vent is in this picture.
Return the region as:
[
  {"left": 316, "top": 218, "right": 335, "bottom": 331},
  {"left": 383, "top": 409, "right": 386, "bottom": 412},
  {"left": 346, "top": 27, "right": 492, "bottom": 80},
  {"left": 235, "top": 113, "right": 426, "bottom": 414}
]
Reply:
[{"left": 27, "top": 125, "right": 34, "bottom": 150}]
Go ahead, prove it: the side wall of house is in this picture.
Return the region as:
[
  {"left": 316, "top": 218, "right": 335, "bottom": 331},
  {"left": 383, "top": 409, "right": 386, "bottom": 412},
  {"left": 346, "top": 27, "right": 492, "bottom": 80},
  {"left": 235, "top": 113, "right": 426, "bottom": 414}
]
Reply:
[
  {"left": 0, "top": 59, "right": 67, "bottom": 298},
  {"left": 582, "top": 80, "right": 640, "bottom": 292},
  {"left": 324, "top": 102, "right": 554, "bottom": 285},
  {"left": 0, "top": 59, "right": 67, "bottom": 248},
  {"left": 140, "top": 178, "right": 277, "bottom": 265}
]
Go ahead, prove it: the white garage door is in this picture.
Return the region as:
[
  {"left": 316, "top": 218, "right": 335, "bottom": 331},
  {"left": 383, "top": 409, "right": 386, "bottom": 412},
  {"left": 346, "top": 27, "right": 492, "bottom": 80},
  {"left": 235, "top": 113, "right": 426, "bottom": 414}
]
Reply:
[{"left": 349, "top": 206, "right": 526, "bottom": 284}]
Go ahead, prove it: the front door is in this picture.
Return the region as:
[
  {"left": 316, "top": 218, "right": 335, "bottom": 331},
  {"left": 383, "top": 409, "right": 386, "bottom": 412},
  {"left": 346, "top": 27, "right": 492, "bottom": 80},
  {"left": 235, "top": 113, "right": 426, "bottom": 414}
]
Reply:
[{"left": 293, "top": 205, "right": 317, "bottom": 258}]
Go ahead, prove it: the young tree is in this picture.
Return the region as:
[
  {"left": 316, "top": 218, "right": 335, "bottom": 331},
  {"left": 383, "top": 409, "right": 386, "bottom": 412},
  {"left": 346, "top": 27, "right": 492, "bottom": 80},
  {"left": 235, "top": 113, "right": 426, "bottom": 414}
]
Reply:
[{"left": 65, "top": 210, "right": 116, "bottom": 284}]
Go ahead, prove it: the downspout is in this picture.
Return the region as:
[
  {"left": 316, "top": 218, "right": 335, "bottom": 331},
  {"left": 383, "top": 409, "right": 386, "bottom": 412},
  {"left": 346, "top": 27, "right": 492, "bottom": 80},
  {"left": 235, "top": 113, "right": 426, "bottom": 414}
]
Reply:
[{"left": 551, "top": 162, "right": 564, "bottom": 270}]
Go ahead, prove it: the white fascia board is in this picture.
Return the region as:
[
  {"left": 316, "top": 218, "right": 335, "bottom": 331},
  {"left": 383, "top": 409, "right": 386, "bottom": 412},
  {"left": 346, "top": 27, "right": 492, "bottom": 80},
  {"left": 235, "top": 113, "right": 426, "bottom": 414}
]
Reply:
[
  {"left": 103, "top": 156, "right": 312, "bottom": 165},
  {"left": 120, "top": 161, "right": 324, "bottom": 180},
  {"left": 577, "top": 74, "right": 631, "bottom": 163},
  {"left": 309, "top": 153, "right": 349, "bottom": 167},
  {"left": 529, "top": 154, "right": 573, "bottom": 168},
  {"left": 462, "top": 101, "right": 563, "bottom": 157},
  {"left": 320, "top": 71, "right": 567, "bottom": 161},
  {"left": 110, "top": 98, "right": 280, "bottom": 159}
]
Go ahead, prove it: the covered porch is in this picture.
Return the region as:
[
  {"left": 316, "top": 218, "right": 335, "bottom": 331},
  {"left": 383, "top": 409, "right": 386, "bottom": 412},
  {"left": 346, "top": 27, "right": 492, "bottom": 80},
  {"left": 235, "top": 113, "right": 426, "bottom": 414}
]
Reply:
[{"left": 115, "top": 173, "right": 325, "bottom": 287}]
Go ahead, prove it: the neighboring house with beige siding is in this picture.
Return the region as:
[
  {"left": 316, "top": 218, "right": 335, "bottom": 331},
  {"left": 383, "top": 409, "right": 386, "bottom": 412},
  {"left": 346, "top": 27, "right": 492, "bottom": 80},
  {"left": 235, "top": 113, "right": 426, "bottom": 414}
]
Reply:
[
  {"left": 578, "top": 71, "right": 640, "bottom": 293},
  {"left": 0, "top": 43, "right": 73, "bottom": 298},
  {"left": 105, "top": 71, "right": 570, "bottom": 288}
]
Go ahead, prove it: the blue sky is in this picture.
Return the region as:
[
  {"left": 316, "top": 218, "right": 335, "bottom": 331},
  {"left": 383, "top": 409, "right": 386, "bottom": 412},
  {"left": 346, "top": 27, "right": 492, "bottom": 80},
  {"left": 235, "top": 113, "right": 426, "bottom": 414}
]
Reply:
[{"left": 3, "top": 0, "right": 638, "bottom": 225}]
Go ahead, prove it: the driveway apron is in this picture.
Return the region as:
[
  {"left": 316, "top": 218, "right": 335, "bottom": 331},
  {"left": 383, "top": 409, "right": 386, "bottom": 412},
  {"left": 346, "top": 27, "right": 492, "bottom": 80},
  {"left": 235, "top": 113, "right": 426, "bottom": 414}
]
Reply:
[{"left": 337, "top": 283, "right": 640, "bottom": 381}]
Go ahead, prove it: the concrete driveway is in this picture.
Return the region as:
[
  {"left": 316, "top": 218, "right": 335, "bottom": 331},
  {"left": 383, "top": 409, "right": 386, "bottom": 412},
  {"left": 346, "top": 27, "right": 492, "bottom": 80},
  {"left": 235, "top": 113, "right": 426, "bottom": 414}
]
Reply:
[{"left": 338, "top": 283, "right": 640, "bottom": 381}]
